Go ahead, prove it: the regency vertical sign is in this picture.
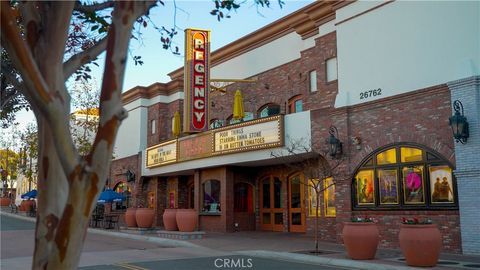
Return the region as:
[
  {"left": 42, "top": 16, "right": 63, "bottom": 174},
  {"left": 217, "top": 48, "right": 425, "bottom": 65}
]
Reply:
[{"left": 184, "top": 28, "right": 210, "bottom": 133}]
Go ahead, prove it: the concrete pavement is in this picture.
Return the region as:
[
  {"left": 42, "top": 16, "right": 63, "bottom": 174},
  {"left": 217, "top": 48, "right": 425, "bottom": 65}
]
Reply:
[{"left": 2, "top": 210, "right": 480, "bottom": 270}]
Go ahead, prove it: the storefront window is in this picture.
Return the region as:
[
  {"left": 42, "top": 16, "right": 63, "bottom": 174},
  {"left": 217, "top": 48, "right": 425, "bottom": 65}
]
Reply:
[
  {"left": 353, "top": 144, "right": 457, "bottom": 210},
  {"left": 202, "top": 180, "right": 221, "bottom": 213},
  {"left": 308, "top": 179, "right": 321, "bottom": 217},
  {"left": 234, "top": 182, "right": 254, "bottom": 213},
  {"left": 324, "top": 177, "right": 335, "bottom": 217}
]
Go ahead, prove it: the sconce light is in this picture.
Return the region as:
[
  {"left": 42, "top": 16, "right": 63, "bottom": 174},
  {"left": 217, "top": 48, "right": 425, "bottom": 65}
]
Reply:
[
  {"left": 126, "top": 170, "right": 136, "bottom": 182},
  {"left": 449, "top": 100, "right": 469, "bottom": 144},
  {"left": 328, "top": 126, "right": 343, "bottom": 159}
]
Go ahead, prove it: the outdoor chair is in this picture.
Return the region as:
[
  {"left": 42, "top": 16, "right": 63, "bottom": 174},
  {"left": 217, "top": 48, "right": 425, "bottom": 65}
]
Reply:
[{"left": 104, "top": 214, "right": 119, "bottom": 230}]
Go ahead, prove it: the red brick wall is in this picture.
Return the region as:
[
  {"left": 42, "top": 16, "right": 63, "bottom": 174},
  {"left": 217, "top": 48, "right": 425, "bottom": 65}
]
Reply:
[
  {"left": 310, "top": 84, "right": 460, "bottom": 252},
  {"left": 147, "top": 99, "right": 183, "bottom": 147},
  {"left": 109, "top": 154, "right": 140, "bottom": 207}
]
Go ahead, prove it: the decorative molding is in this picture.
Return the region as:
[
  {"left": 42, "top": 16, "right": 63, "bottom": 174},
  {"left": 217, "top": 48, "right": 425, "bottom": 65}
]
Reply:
[{"left": 167, "top": 1, "right": 337, "bottom": 80}]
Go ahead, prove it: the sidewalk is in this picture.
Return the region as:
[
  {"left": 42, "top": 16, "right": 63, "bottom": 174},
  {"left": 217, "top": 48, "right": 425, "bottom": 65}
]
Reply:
[{"left": 2, "top": 210, "right": 480, "bottom": 270}]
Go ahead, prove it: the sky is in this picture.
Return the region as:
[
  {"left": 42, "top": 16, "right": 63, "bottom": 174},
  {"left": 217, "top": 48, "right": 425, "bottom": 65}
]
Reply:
[{"left": 8, "top": 0, "right": 314, "bottom": 141}]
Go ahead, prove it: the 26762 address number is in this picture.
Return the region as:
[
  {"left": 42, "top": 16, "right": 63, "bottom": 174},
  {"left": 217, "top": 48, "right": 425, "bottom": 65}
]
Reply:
[{"left": 360, "top": 88, "right": 382, "bottom": 100}]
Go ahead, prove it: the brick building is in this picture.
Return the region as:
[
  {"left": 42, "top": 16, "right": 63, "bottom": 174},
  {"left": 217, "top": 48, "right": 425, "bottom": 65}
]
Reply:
[{"left": 109, "top": 1, "right": 480, "bottom": 254}]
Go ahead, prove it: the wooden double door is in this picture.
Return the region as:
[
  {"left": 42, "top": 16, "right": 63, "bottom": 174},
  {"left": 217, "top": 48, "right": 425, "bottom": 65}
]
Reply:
[{"left": 259, "top": 174, "right": 305, "bottom": 232}]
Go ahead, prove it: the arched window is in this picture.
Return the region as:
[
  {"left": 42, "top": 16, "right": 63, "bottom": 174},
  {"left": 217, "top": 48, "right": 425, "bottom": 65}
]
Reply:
[
  {"left": 258, "top": 103, "right": 281, "bottom": 118},
  {"left": 210, "top": 118, "right": 224, "bottom": 129},
  {"left": 288, "top": 95, "right": 303, "bottom": 114},
  {"left": 353, "top": 144, "right": 457, "bottom": 210},
  {"left": 202, "top": 180, "right": 221, "bottom": 213},
  {"left": 114, "top": 182, "right": 132, "bottom": 210},
  {"left": 234, "top": 182, "right": 254, "bottom": 213}
]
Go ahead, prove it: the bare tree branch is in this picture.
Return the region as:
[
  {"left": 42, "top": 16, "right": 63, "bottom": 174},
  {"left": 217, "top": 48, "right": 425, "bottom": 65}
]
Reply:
[
  {"left": 73, "top": 1, "right": 115, "bottom": 13},
  {"left": 63, "top": 37, "right": 108, "bottom": 80}
]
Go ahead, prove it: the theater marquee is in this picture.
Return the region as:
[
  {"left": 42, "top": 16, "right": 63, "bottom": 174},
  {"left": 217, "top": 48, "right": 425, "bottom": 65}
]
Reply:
[
  {"left": 213, "top": 115, "right": 284, "bottom": 155},
  {"left": 144, "top": 116, "right": 284, "bottom": 168},
  {"left": 146, "top": 140, "right": 177, "bottom": 168},
  {"left": 184, "top": 28, "right": 210, "bottom": 133}
]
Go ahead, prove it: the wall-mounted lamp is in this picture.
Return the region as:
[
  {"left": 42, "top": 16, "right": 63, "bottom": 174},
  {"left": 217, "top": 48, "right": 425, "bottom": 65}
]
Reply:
[
  {"left": 126, "top": 169, "right": 136, "bottom": 182},
  {"left": 328, "top": 126, "right": 343, "bottom": 159},
  {"left": 449, "top": 100, "right": 469, "bottom": 144}
]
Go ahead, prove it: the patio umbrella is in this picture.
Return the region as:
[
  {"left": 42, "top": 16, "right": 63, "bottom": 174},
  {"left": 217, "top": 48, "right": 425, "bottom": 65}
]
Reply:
[
  {"left": 21, "top": 189, "right": 37, "bottom": 199},
  {"left": 233, "top": 90, "right": 245, "bottom": 120},
  {"left": 97, "top": 189, "right": 124, "bottom": 203}
]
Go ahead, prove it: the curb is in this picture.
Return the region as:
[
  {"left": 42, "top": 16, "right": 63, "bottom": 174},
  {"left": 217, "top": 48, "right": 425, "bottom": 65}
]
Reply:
[
  {"left": 236, "top": 250, "right": 416, "bottom": 270},
  {"left": 0, "top": 211, "right": 198, "bottom": 249}
]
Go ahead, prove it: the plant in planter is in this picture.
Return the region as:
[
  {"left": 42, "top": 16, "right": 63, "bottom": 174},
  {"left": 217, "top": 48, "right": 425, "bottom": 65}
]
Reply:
[
  {"left": 342, "top": 216, "right": 379, "bottom": 260},
  {"left": 399, "top": 217, "right": 441, "bottom": 267}
]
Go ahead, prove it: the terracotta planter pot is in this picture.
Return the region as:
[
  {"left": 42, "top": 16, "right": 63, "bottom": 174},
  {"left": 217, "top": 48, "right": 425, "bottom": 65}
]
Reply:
[
  {"left": 0, "top": 197, "right": 10, "bottom": 206},
  {"left": 163, "top": 209, "right": 178, "bottom": 231},
  {"left": 125, "top": 208, "right": 137, "bottom": 227},
  {"left": 399, "top": 224, "right": 442, "bottom": 267},
  {"left": 176, "top": 209, "right": 197, "bottom": 232},
  {"left": 135, "top": 208, "right": 155, "bottom": 228},
  {"left": 342, "top": 222, "right": 379, "bottom": 260}
]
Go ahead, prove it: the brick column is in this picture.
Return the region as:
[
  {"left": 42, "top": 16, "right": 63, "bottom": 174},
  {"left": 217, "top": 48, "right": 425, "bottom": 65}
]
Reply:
[{"left": 448, "top": 75, "right": 480, "bottom": 255}]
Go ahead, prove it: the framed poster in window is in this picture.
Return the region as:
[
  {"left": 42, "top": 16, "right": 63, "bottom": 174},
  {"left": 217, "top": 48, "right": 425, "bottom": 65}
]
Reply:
[
  {"left": 429, "top": 166, "right": 454, "bottom": 203},
  {"left": 403, "top": 166, "right": 425, "bottom": 204},
  {"left": 378, "top": 169, "right": 399, "bottom": 205},
  {"left": 324, "top": 177, "right": 336, "bottom": 217},
  {"left": 355, "top": 170, "right": 375, "bottom": 205}
]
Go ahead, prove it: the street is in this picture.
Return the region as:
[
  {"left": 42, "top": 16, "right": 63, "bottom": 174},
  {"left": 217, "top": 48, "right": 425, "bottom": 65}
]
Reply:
[{"left": 1, "top": 215, "right": 347, "bottom": 270}]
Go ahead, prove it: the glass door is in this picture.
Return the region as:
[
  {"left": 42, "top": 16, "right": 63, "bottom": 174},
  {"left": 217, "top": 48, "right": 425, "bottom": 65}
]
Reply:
[
  {"left": 288, "top": 173, "right": 305, "bottom": 232},
  {"left": 260, "top": 176, "right": 284, "bottom": 231}
]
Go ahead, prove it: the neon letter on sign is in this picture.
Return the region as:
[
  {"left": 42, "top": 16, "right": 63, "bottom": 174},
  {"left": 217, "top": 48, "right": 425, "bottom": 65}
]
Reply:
[{"left": 184, "top": 29, "right": 210, "bottom": 133}]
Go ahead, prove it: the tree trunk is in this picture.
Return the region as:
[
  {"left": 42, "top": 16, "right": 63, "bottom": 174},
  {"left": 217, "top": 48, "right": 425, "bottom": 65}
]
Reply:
[{"left": 315, "top": 191, "right": 320, "bottom": 253}]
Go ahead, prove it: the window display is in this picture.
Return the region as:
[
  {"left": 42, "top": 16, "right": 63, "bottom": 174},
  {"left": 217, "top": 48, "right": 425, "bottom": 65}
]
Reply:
[
  {"left": 378, "top": 169, "right": 399, "bottom": 204},
  {"left": 430, "top": 166, "right": 454, "bottom": 203},
  {"left": 355, "top": 170, "right": 375, "bottom": 205},
  {"left": 352, "top": 144, "right": 457, "bottom": 210},
  {"left": 202, "top": 180, "right": 221, "bottom": 213},
  {"left": 403, "top": 166, "right": 425, "bottom": 204}
]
